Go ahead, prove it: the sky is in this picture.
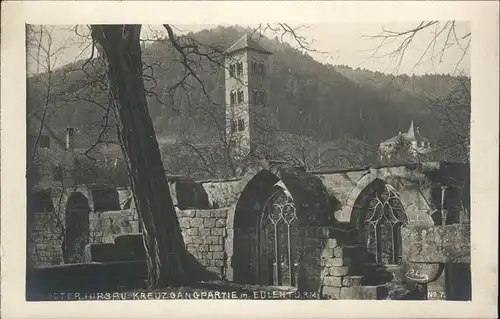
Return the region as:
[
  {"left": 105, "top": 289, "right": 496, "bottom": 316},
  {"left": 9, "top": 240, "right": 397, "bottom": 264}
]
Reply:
[{"left": 27, "top": 22, "right": 471, "bottom": 76}]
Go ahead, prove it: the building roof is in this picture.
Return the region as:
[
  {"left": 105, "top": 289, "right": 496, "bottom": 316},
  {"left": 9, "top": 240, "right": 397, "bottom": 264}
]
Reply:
[
  {"left": 225, "top": 33, "right": 272, "bottom": 55},
  {"left": 381, "top": 120, "right": 429, "bottom": 145}
]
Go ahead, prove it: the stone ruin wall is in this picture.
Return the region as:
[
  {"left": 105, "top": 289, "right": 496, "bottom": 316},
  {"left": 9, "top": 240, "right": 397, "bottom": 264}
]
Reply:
[
  {"left": 29, "top": 162, "right": 470, "bottom": 299},
  {"left": 29, "top": 210, "right": 65, "bottom": 267}
]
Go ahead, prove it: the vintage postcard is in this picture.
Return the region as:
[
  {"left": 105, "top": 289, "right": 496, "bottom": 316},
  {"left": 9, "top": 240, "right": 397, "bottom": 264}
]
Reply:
[{"left": 1, "top": 1, "right": 498, "bottom": 318}]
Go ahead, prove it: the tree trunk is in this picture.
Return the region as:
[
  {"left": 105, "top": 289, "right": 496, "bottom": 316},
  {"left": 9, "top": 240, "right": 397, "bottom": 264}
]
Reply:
[{"left": 91, "top": 25, "right": 187, "bottom": 288}]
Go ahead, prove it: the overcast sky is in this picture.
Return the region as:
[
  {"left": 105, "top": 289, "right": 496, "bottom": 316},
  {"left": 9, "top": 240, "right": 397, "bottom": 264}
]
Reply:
[{"left": 27, "top": 22, "right": 471, "bottom": 76}]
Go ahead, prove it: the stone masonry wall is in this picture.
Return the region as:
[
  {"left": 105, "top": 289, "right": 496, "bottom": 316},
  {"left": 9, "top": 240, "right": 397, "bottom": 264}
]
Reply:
[
  {"left": 89, "top": 209, "right": 140, "bottom": 244},
  {"left": 29, "top": 210, "right": 65, "bottom": 266},
  {"left": 301, "top": 227, "right": 382, "bottom": 299},
  {"left": 177, "top": 208, "right": 231, "bottom": 276}
]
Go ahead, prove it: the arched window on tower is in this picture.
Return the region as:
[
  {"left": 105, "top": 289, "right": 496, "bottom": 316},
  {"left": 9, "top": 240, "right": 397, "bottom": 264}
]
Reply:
[
  {"left": 358, "top": 183, "right": 408, "bottom": 265},
  {"left": 230, "top": 91, "right": 237, "bottom": 105},
  {"left": 238, "top": 118, "right": 245, "bottom": 131},
  {"left": 253, "top": 90, "right": 266, "bottom": 105},
  {"left": 237, "top": 90, "right": 244, "bottom": 103},
  {"left": 236, "top": 62, "right": 244, "bottom": 76}
]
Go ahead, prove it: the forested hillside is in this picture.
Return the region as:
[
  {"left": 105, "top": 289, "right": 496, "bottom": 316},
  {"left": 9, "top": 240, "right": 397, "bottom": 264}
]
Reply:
[{"left": 27, "top": 25, "right": 470, "bottom": 179}]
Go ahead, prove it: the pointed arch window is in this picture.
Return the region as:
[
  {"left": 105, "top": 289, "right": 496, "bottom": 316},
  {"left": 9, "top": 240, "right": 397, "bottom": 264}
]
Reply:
[
  {"left": 237, "top": 118, "right": 245, "bottom": 131},
  {"left": 252, "top": 61, "right": 265, "bottom": 74},
  {"left": 237, "top": 90, "right": 244, "bottom": 103},
  {"left": 253, "top": 90, "right": 266, "bottom": 105},
  {"left": 236, "top": 62, "right": 244, "bottom": 76},
  {"left": 358, "top": 183, "right": 408, "bottom": 265},
  {"left": 230, "top": 91, "right": 237, "bottom": 105},
  {"left": 259, "top": 187, "right": 298, "bottom": 286}
]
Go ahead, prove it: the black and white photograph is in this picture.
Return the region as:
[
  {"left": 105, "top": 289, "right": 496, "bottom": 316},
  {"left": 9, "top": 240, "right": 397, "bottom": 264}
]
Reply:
[{"left": 1, "top": 1, "right": 498, "bottom": 318}]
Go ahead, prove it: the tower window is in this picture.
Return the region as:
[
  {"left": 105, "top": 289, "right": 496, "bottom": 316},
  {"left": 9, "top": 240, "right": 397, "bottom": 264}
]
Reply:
[
  {"left": 237, "top": 90, "right": 244, "bottom": 103},
  {"left": 231, "top": 120, "right": 237, "bottom": 133},
  {"left": 252, "top": 61, "right": 264, "bottom": 74},
  {"left": 238, "top": 119, "right": 245, "bottom": 131},
  {"left": 236, "top": 62, "right": 244, "bottom": 76},
  {"left": 230, "top": 91, "right": 237, "bottom": 105},
  {"left": 229, "top": 64, "right": 236, "bottom": 77},
  {"left": 253, "top": 90, "right": 266, "bottom": 105}
]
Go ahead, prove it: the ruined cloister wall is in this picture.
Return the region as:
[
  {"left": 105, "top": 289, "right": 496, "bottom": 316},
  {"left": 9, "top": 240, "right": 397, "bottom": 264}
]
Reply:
[
  {"left": 29, "top": 161, "right": 469, "bottom": 298},
  {"left": 314, "top": 165, "right": 436, "bottom": 226},
  {"left": 89, "top": 209, "right": 140, "bottom": 244},
  {"left": 29, "top": 210, "right": 65, "bottom": 267}
]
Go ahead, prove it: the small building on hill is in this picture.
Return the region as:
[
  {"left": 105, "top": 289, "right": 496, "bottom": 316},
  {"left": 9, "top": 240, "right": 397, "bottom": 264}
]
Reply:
[{"left": 379, "top": 120, "right": 432, "bottom": 161}]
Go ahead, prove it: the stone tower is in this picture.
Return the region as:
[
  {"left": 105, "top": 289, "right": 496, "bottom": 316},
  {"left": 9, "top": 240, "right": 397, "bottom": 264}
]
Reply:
[{"left": 224, "top": 34, "right": 275, "bottom": 163}]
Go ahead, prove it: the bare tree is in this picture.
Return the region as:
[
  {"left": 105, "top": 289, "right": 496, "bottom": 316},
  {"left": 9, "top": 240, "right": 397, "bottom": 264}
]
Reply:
[
  {"left": 367, "top": 21, "right": 470, "bottom": 74},
  {"left": 28, "top": 23, "right": 317, "bottom": 287},
  {"left": 367, "top": 21, "right": 471, "bottom": 163},
  {"left": 428, "top": 75, "right": 470, "bottom": 162}
]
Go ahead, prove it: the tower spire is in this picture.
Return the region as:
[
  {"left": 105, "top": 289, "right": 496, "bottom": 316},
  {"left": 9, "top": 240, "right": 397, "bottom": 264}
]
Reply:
[{"left": 407, "top": 120, "right": 416, "bottom": 139}]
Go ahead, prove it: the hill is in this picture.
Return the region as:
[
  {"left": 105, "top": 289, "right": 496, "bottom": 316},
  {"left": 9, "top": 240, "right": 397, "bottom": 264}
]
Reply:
[{"left": 27, "top": 26, "right": 470, "bottom": 180}]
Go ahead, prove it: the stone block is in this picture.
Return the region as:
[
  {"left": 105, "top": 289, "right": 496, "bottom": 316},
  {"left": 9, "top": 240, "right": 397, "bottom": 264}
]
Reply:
[
  {"left": 211, "top": 228, "right": 224, "bottom": 236},
  {"left": 322, "top": 286, "right": 340, "bottom": 299},
  {"left": 326, "top": 238, "right": 338, "bottom": 248},
  {"left": 206, "top": 236, "right": 220, "bottom": 244},
  {"left": 333, "top": 246, "right": 343, "bottom": 258},
  {"left": 196, "top": 210, "right": 211, "bottom": 218},
  {"left": 190, "top": 218, "right": 203, "bottom": 228},
  {"left": 323, "top": 276, "right": 342, "bottom": 287},
  {"left": 211, "top": 210, "right": 228, "bottom": 218},
  {"left": 185, "top": 228, "right": 199, "bottom": 236},
  {"left": 215, "top": 218, "right": 226, "bottom": 228},
  {"left": 130, "top": 221, "right": 140, "bottom": 232},
  {"left": 212, "top": 251, "right": 225, "bottom": 259},
  {"left": 320, "top": 249, "right": 334, "bottom": 258},
  {"left": 325, "top": 258, "right": 342, "bottom": 267},
  {"left": 182, "top": 210, "right": 196, "bottom": 218},
  {"left": 199, "top": 228, "right": 211, "bottom": 236},
  {"left": 210, "top": 244, "right": 223, "bottom": 252},
  {"left": 342, "top": 276, "right": 363, "bottom": 287},
  {"left": 198, "top": 244, "right": 210, "bottom": 252},
  {"left": 321, "top": 267, "right": 331, "bottom": 276},
  {"left": 214, "top": 260, "right": 224, "bottom": 267},
  {"left": 329, "top": 266, "right": 349, "bottom": 277},
  {"left": 179, "top": 217, "right": 191, "bottom": 228},
  {"left": 204, "top": 218, "right": 217, "bottom": 228}
]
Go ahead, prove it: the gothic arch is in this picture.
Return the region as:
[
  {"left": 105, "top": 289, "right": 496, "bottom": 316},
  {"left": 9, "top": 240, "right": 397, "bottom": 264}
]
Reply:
[
  {"left": 352, "top": 179, "right": 408, "bottom": 265},
  {"left": 336, "top": 171, "right": 433, "bottom": 226},
  {"left": 228, "top": 161, "right": 331, "bottom": 285},
  {"left": 230, "top": 169, "right": 282, "bottom": 284}
]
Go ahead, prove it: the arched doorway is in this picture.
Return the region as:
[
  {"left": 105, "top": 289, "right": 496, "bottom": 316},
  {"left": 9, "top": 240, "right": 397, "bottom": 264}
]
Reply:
[
  {"left": 64, "top": 192, "right": 90, "bottom": 263},
  {"left": 232, "top": 168, "right": 301, "bottom": 287},
  {"left": 257, "top": 186, "right": 298, "bottom": 287}
]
